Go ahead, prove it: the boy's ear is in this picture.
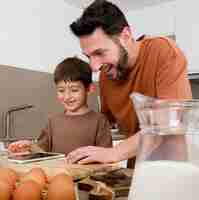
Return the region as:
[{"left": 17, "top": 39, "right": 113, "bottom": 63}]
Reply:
[{"left": 87, "top": 83, "right": 96, "bottom": 94}]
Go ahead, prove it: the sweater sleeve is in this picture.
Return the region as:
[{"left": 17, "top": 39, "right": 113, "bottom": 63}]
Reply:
[
  {"left": 95, "top": 114, "right": 113, "bottom": 147},
  {"left": 154, "top": 38, "right": 192, "bottom": 99},
  {"left": 37, "top": 119, "right": 52, "bottom": 152}
]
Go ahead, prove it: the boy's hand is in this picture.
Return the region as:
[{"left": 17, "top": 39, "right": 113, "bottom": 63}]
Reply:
[{"left": 8, "top": 140, "right": 32, "bottom": 153}]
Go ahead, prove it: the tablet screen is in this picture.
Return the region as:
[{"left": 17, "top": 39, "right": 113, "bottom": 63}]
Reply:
[{"left": 8, "top": 152, "right": 65, "bottom": 163}]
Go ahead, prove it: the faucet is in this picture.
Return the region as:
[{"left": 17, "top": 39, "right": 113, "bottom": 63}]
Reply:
[{"left": 3, "top": 104, "right": 34, "bottom": 139}]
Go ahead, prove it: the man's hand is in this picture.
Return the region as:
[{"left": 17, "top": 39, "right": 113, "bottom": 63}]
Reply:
[{"left": 66, "top": 146, "right": 119, "bottom": 164}]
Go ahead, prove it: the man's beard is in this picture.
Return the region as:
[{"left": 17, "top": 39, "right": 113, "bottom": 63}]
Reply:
[
  {"left": 101, "top": 38, "right": 129, "bottom": 80},
  {"left": 116, "top": 44, "right": 129, "bottom": 80}
]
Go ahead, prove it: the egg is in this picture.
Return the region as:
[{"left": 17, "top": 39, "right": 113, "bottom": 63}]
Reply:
[
  {"left": 48, "top": 173, "right": 76, "bottom": 200},
  {"left": 0, "top": 168, "right": 19, "bottom": 189},
  {"left": 0, "top": 180, "right": 12, "bottom": 200},
  {"left": 13, "top": 180, "right": 42, "bottom": 200},
  {"left": 20, "top": 167, "right": 47, "bottom": 189}
]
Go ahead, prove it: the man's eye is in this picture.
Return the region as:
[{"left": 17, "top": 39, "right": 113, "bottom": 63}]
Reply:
[{"left": 95, "top": 52, "right": 103, "bottom": 56}]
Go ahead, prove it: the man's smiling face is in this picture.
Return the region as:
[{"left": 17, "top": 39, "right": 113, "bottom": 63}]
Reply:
[{"left": 79, "top": 27, "right": 129, "bottom": 80}]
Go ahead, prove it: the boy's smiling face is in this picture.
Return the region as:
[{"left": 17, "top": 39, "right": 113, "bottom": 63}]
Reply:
[{"left": 56, "top": 80, "right": 89, "bottom": 115}]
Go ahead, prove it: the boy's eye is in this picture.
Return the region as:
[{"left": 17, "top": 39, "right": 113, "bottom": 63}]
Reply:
[
  {"left": 58, "top": 89, "right": 65, "bottom": 93},
  {"left": 71, "top": 89, "right": 79, "bottom": 92}
]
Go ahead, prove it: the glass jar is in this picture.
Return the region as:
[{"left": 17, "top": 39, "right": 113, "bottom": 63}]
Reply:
[{"left": 128, "top": 93, "right": 199, "bottom": 200}]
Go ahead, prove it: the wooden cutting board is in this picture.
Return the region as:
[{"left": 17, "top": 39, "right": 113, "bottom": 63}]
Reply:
[{"left": 6, "top": 158, "right": 120, "bottom": 180}]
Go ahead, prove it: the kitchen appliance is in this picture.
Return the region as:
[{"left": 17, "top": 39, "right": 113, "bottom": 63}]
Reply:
[{"left": 128, "top": 92, "right": 199, "bottom": 200}]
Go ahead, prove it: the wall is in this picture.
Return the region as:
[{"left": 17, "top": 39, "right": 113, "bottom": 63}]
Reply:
[
  {"left": 40, "top": 1, "right": 82, "bottom": 72},
  {"left": 0, "top": 0, "right": 42, "bottom": 70},
  {"left": 126, "top": 1, "right": 176, "bottom": 37},
  {"left": 0, "top": 0, "right": 81, "bottom": 72}
]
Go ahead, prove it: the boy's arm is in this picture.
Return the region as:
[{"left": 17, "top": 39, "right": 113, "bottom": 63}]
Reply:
[
  {"left": 36, "top": 119, "right": 52, "bottom": 152},
  {"left": 95, "top": 114, "right": 112, "bottom": 147},
  {"left": 30, "top": 143, "right": 45, "bottom": 153}
]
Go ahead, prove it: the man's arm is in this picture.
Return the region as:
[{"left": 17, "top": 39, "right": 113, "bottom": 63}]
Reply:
[
  {"left": 65, "top": 132, "right": 140, "bottom": 164},
  {"left": 113, "top": 133, "right": 140, "bottom": 161}
]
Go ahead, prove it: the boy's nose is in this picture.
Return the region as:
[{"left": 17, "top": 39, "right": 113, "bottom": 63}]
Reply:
[{"left": 63, "top": 92, "right": 72, "bottom": 101}]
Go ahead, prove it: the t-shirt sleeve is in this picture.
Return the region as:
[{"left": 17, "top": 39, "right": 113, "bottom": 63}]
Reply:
[
  {"left": 154, "top": 38, "right": 192, "bottom": 99},
  {"left": 95, "top": 114, "right": 112, "bottom": 147},
  {"left": 37, "top": 119, "right": 52, "bottom": 152}
]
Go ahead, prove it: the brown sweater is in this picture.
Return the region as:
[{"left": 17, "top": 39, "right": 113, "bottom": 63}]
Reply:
[
  {"left": 99, "top": 37, "right": 192, "bottom": 137},
  {"left": 36, "top": 110, "right": 112, "bottom": 155}
]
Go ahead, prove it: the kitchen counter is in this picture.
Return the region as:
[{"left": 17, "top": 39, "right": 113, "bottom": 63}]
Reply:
[
  {"left": 5, "top": 157, "right": 132, "bottom": 199},
  {"left": 78, "top": 190, "right": 128, "bottom": 200},
  {"left": 7, "top": 157, "right": 119, "bottom": 179}
]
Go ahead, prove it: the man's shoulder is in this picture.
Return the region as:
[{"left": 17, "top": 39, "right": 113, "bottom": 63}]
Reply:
[
  {"left": 142, "top": 36, "right": 176, "bottom": 49},
  {"left": 141, "top": 35, "right": 184, "bottom": 59}
]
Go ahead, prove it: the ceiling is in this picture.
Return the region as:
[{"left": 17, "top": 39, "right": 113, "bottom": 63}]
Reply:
[{"left": 65, "top": 0, "right": 175, "bottom": 11}]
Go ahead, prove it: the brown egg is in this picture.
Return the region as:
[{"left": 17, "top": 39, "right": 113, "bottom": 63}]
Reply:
[
  {"left": 0, "top": 180, "right": 12, "bottom": 200},
  {"left": 0, "top": 168, "right": 18, "bottom": 189},
  {"left": 20, "top": 167, "right": 47, "bottom": 189},
  {"left": 48, "top": 173, "right": 76, "bottom": 200},
  {"left": 13, "top": 180, "right": 42, "bottom": 200}
]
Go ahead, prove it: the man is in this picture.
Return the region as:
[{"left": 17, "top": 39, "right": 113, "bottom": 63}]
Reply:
[{"left": 66, "top": 0, "right": 192, "bottom": 166}]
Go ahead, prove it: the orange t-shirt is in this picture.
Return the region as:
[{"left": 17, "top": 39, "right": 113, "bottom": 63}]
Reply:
[{"left": 99, "top": 37, "right": 192, "bottom": 137}]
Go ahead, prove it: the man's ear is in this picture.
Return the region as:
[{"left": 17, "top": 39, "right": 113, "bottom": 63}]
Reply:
[
  {"left": 87, "top": 83, "right": 96, "bottom": 94},
  {"left": 119, "top": 26, "right": 133, "bottom": 45}
]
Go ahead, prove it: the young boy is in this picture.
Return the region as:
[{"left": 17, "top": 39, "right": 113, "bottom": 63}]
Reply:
[{"left": 8, "top": 57, "right": 112, "bottom": 155}]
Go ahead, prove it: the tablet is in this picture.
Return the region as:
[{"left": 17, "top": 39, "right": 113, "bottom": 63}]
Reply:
[{"left": 8, "top": 152, "right": 65, "bottom": 164}]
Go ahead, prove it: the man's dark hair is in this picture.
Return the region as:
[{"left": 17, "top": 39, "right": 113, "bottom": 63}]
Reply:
[
  {"left": 54, "top": 57, "right": 92, "bottom": 88},
  {"left": 70, "top": 0, "right": 129, "bottom": 37}
]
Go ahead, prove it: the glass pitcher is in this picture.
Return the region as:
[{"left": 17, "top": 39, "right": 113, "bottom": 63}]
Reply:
[{"left": 128, "top": 92, "right": 199, "bottom": 200}]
